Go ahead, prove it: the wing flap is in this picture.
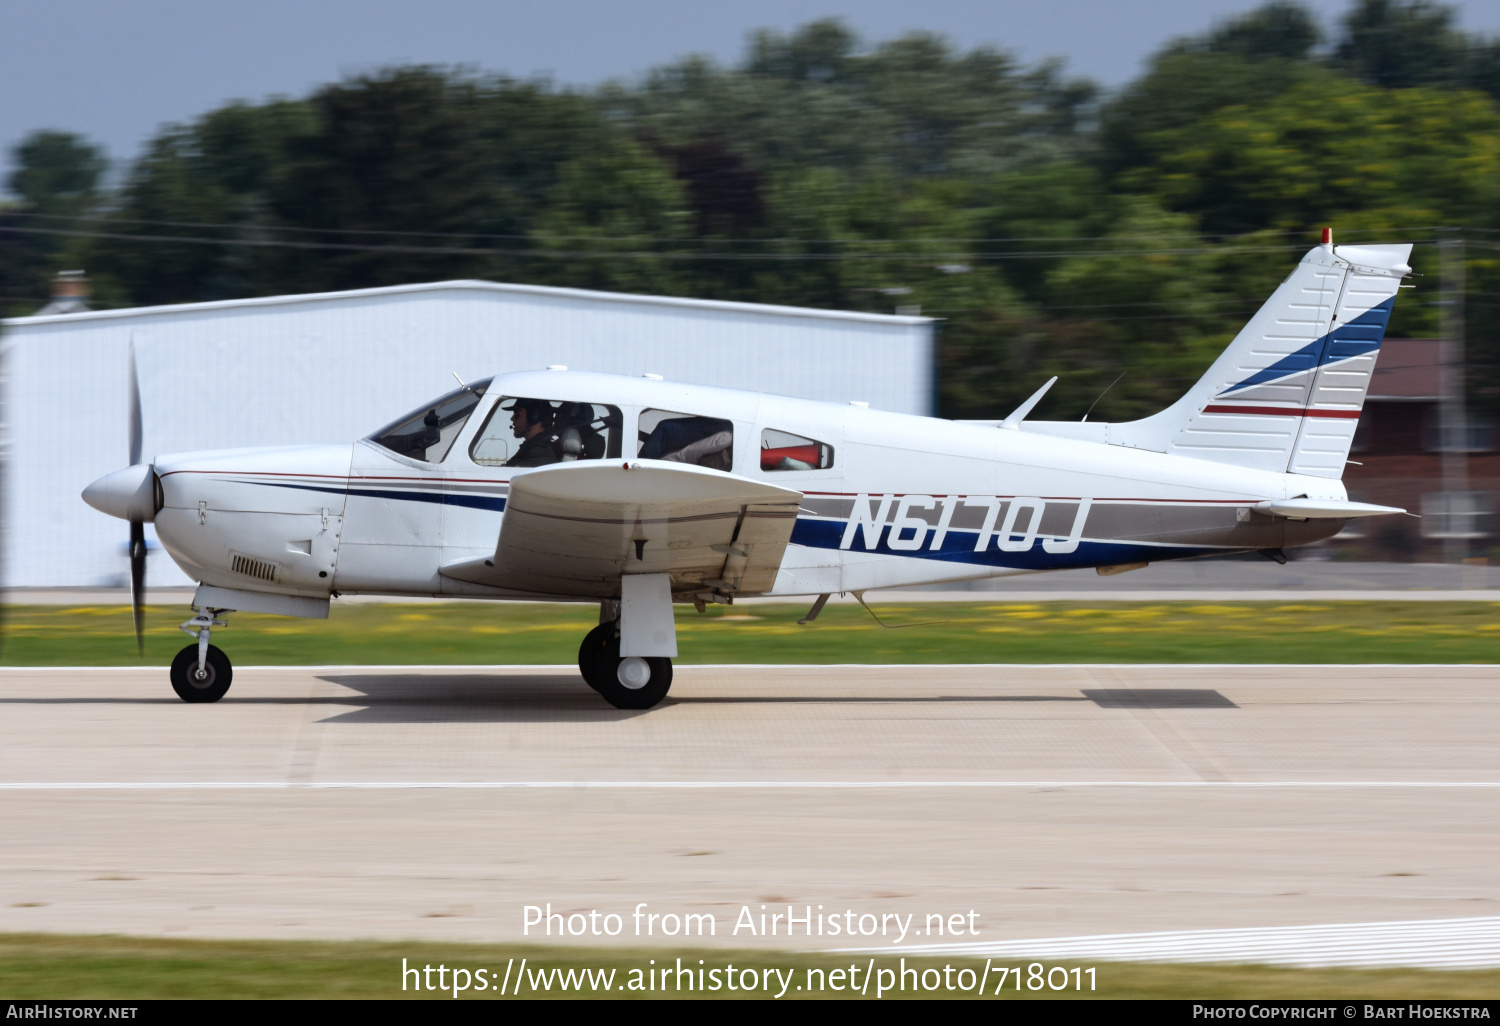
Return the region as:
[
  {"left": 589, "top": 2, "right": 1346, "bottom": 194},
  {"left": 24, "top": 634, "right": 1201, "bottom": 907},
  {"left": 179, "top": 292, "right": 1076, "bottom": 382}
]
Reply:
[{"left": 441, "top": 460, "right": 802, "bottom": 598}]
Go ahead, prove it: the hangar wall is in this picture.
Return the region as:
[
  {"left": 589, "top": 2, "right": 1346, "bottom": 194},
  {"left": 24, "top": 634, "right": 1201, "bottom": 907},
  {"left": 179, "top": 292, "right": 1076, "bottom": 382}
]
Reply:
[{"left": 0, "top": 280, "right": 933, "bottom": 588}]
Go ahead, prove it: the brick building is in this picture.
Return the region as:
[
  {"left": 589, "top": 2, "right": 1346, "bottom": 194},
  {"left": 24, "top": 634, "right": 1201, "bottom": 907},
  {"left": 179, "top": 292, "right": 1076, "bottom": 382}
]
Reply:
[{"left": 1340, "top": 339, "right": 1495, "bottom": 561}]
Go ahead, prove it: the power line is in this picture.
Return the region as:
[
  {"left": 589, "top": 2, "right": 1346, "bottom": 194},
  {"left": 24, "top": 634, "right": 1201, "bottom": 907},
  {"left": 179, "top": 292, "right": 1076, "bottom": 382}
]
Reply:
[
  {"left": 0, "top": 209, "right": 1460, "bottom": 247},
  {"left": 0, "top": 222, "right": 1314, "bottom": 261}
]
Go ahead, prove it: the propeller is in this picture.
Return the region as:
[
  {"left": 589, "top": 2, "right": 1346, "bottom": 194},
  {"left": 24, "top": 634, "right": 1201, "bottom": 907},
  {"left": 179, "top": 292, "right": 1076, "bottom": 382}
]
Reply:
[{"left": 127, "top": 340, "right": 145, "bottom": 654}]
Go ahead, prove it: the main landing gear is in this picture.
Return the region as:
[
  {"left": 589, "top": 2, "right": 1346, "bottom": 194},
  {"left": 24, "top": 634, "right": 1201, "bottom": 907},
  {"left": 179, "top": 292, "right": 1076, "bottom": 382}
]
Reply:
[
  {"left": 577, "top": 618, "right": 673, "bottom": 710},
  {"left": 169, "top": 608, "right": 233, "bottom": 702}
]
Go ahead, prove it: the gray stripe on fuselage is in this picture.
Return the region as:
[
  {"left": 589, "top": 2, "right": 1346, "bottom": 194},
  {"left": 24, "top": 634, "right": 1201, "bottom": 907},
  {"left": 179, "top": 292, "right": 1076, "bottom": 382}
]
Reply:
[{"left": 798, "top": 495, "right": 1342, "bottom": 551}]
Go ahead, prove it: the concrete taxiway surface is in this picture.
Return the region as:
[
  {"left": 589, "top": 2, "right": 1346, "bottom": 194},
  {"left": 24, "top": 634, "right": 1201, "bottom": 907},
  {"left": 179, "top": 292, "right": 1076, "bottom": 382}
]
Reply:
[{"left": 1, "top": 664, "right": 1497, "bottom": 952}]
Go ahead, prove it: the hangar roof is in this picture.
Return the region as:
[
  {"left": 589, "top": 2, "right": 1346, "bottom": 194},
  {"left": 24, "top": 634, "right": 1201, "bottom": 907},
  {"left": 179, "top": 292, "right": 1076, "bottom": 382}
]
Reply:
[{"left": 3, "top": 278, "right": 932, "bottom": 329}]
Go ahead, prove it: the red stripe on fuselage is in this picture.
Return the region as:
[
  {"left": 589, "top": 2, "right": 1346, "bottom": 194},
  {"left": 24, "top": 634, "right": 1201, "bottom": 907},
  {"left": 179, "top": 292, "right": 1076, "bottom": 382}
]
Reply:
[{"left": 1201, "top": 404, "right": 1361, "bottom": 419}]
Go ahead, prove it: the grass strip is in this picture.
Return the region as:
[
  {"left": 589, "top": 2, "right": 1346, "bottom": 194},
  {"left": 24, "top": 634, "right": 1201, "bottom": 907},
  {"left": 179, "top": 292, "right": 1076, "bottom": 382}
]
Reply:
[
  {"left": 0, "top": 933, "right": 1496, "bottom": 1000},
  {"left": 2, "top": 600, "right": 1498, "bottom": 667}
]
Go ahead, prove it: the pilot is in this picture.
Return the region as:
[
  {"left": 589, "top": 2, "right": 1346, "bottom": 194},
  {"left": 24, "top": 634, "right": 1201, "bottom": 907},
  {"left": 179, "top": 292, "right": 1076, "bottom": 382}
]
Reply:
[{"left": 501, "top": 398, "right": 561, "bottom": 467}]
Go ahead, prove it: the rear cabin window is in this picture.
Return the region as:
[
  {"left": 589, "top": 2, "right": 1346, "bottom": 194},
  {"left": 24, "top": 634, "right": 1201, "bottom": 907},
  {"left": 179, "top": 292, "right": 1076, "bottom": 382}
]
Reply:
[
  {"left": 469, "top": 398, "right": 622, "bottom": 468},
  {"left": 369, "top": 378, "right": 491, "bottom": 463},
  {"left": 638, "top": 409, "right": 734, "bottom": 471},
  {"left": 761, "top": 428, "right": 834, "bottom": 471}
]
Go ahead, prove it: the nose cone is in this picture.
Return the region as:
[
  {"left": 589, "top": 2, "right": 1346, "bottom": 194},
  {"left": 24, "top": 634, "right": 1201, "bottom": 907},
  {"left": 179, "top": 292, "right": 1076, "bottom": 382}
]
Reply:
[{"left": 83, "top": 463, "right": 158, "bottom": 522}]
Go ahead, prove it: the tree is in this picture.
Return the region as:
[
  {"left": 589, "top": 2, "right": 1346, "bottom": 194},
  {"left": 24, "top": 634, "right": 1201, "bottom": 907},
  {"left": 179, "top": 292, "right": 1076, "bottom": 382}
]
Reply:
[
  {"left": 1200, "top": 1, "right": 1323, "bottom": 60},
  {"left": 8, "top": 130, "right": 106, "bottom": 217},
  {"left": 528, "top": 138, "right": 691, "bottom": 295},
  {"left": 1098, "top": 53, "right": 1324, "bottom": 177},
  {"left": 614, "top": 19, "right": 1095, "bottom": 183},
  {"left": 1332, "top": 0, "right": 1467, "bottom": 88},
  {"left": 745, "top": 18, "right": 856, "bottom": 82},
  {"left": 1131, "top": 78, "right": 1500, "bottom": 236},
  {"left": 85, "top": 100, "right": 313, "bottom": 305},
  {"left": 258, "top": 68, "right": 613, "bottom": 294},
  {"left": 0, "top": 131, "right": 107, "bottom": 313}
]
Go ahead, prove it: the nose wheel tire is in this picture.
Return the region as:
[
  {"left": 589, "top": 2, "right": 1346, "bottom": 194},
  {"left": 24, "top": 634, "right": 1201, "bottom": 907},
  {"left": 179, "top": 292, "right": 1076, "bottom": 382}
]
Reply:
[
  {"left": 169, "top": 643, "right": 233, "bottom": 703},
  {"left": 579, "top": 627, "right": 672, "bottom": 709}
]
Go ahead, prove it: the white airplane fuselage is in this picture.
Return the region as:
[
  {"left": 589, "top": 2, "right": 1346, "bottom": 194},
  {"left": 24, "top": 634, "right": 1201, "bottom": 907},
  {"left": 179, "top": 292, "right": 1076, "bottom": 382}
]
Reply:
[
  {"left": 81, "top": 239, "right": 1411, "bottom": 706},
  {"left": 147, "top": 368, "right": 1350, "bottom": 605}
]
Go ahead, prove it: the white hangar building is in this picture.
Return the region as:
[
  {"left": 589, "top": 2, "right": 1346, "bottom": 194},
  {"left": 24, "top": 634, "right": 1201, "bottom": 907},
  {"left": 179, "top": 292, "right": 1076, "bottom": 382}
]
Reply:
[{"left": 0, "top": 279, "right": 934, "bottom": 588}]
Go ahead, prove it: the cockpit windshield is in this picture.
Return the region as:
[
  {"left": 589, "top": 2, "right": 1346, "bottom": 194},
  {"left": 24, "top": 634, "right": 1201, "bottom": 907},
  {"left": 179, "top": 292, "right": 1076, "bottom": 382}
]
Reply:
[{"left": 369, "top": 377, "right": 492, "bottom": 463}]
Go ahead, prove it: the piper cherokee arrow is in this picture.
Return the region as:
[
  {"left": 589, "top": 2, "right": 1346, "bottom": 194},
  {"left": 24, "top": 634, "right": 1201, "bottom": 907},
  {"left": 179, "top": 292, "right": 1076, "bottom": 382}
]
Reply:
[{"left": 83, "top": 233, "right": 1410, "bottom": 710}]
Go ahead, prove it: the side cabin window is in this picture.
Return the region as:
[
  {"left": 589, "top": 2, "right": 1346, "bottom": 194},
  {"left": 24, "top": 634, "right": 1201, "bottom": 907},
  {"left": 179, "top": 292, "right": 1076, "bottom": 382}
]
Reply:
[
  {"left": 639, "top": 409, "right": 733, "bottom": 471},
  {"left": 369, "top": 378, "right": 491, "bottom": 463},
  {"left": 469, "top": 397, "right": 622, "bottom": 468},
  {"left": 761, "top": 428, "right": 834, "bottom": 471}
]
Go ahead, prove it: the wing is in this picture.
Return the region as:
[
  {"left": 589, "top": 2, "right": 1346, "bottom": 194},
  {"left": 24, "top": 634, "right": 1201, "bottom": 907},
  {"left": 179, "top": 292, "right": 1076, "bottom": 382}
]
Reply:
[{"left": 440, "top": 459, "right": 803, "bottom": 598}]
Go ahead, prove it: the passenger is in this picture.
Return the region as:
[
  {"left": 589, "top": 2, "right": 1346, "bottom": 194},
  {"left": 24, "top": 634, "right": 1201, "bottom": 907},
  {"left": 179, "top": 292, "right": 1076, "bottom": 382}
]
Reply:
[
  {"left": 501, "top": 398, "right": 561, "bottom": 467},
  {"left": 662, "top": 429, "right": 732, "bottom": 470},
  {"left": 641, "top": 416, "right": 734, "bottom": 471},
  {"left": 553, "top": 402, "right": 606, "bottom": 461}
]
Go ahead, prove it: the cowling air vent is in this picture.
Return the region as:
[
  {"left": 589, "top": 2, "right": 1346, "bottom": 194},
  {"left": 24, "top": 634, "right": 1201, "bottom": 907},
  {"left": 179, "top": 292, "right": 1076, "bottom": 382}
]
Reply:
[{"left": 230, "top": 553, "right": 278, "bottom": 583}]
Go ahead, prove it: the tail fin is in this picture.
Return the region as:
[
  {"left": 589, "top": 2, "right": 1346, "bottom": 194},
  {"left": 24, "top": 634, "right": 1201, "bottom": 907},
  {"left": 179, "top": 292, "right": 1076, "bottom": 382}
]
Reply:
[{"left": 1113, "top": 239, "right": 1412, "bottom": 478}]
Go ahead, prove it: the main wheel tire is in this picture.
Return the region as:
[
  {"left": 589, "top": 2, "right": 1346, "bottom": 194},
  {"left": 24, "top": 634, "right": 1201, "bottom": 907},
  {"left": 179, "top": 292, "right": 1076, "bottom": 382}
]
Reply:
[
  {"left": 170, "top": 643, "right": 233, "bottom": 703},
  {"left": 577, "top": 622, "right": 616, "bottom": 692},
  {"left": 593, "top": 648, "right": 673, "bottom": 710}
]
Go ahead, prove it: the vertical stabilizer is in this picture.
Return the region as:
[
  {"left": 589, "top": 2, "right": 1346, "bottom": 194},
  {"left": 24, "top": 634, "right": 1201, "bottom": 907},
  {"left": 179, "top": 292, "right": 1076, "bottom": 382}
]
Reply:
[{"left": 1111, "top": 241, "right": 1411, "bottom": 477}]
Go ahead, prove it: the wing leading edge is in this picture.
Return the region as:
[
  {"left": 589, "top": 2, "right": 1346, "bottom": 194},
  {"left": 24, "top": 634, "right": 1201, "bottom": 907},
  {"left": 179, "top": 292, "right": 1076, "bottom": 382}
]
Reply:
[{"left": 440, "top": 460, "right": 803, "bottom": 599}]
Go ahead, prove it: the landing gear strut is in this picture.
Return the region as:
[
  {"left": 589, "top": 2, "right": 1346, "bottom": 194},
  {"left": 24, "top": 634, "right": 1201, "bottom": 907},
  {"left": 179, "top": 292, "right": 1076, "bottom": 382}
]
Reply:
[
  {"left": 577, "top": 613, "right": 673, "bottom": 710},
  {"left": 170, "top": 608, "right": 233, "bottom": 702}
]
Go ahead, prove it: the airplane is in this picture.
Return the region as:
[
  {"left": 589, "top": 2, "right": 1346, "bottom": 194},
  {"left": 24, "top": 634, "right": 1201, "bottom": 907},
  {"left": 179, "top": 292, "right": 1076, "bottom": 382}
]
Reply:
[{"left": 83, "top": 232, "right": 1410, "bottom": 710}]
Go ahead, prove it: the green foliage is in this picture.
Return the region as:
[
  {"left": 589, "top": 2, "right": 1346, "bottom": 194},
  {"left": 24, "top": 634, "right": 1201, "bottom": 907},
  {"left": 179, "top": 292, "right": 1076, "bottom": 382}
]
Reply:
[
  {"left": 1131, "top": 79, "right": 1500, "bottom": 236},
  {"left": 615, "top": 19, "right": 1094, "bottom": 182},
  {"left": 0, "top": 130, "right": 107, "bottom": 313},
  {"left": 86, "top": 99, "right": 314, "bottom": 305},
  {"left": 1197, "top": 1, "right": 1324, "bottom": 61},
  {"left": 8, "top": 7, "right": 1500, "bottom": 413},
  {"left": 1333, "top": 0, "right": 1468, "bottom": 88},
  {"left": 3, "top": 601, "right": 1497, "bottom": 667},
  {"left": 7, "top": 130, "right": 106, "bottom": 214},
  {"left": 529, "top": 138, "right": 691, "bottom": 294},
  {"left": 1098, "top": 54, "right": 1328, "bottom": 177},
  {"left": 3, "top": 934, "right": 1497, "bottom": 1000}
]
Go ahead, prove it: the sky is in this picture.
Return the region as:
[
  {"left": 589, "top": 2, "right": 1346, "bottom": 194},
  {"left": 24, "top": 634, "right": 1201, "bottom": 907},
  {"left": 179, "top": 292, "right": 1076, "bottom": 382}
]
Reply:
[{"left": 4, "top": 0, "right": 1500, "bottom": 185}]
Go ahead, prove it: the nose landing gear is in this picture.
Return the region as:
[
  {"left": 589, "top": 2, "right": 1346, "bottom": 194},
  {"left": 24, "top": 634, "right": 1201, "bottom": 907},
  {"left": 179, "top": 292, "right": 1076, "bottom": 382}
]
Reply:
[{"left": 170, "top": 608, "right": 233, "bottom": 702}]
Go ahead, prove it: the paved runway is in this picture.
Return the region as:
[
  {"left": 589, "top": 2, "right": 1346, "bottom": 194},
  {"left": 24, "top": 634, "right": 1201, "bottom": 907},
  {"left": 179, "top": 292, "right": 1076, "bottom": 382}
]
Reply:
[{"left": 1, "top": 663, "right": 1497, "bottom": 958}]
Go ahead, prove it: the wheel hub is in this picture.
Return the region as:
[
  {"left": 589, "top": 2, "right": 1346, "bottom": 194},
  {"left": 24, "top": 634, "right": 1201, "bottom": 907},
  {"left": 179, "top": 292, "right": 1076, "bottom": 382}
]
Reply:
[{"left": 617, "top": 657, "right": 651, "bottom": 690}]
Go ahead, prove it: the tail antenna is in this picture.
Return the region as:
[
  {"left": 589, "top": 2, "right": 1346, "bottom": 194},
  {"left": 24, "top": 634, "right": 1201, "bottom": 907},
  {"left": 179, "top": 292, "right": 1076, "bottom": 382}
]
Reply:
[{"left": 1081, "top": 371, "right": 1126, "bottom": 423}]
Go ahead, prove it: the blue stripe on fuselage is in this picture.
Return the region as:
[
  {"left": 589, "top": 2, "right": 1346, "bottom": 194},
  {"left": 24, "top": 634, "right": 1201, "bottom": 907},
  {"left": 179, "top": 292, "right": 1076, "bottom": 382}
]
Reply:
[
  {"left": 236, "top": 480, "right": 1214, "bottom": 568},
  {"left": 246, "top": 479, "right": 508, "bottom": 512},
  {"left": 789, "top": 517, "right": 1218, "bottom": 571}
]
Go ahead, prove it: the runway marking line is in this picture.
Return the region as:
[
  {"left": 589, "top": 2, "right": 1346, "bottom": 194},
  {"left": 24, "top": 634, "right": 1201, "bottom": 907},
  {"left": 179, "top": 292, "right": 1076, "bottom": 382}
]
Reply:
[
  {"left": 2, "top": 780, "right": 1499, "bottom": 790},
  {"left": 838, "top": 916, "right": 1500, "bottom": 970},
  {"left": 0, "top": 663, "right": 1495, "bottom": 671}
]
